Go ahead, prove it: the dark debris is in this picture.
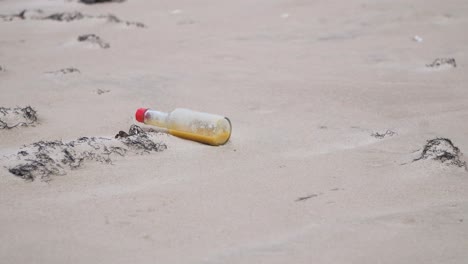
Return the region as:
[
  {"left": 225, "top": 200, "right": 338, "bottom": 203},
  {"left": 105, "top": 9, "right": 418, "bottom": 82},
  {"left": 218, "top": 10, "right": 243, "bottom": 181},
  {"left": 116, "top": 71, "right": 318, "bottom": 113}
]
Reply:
[
  {"left": 0, "top": 9, "right": 43, "bottom": 21},
  {"left": 371, "top": 130, "right": 397, "bottom": 139},
  {"left": 45, "top": 11, "right": 85, "bottom": 22},
  {"left": 97, "top": 89, "right": 110, "bottom": 95},
  {"left": 0, "top": 106, "right": 38, "bottom": 129},
  {"left": 1, "top": 9, "right": 145, "bottom": 28},
  {"left": 128, "top": 124, "right": 145, "bottom": 136},
  {"left": 413, "top": 138, "right": 466, "bottom": 169},
  {"left": 97, "top": 14, "right": 146, "bottom": 28},
  {"left": 45, "top": 68, "right": 80, "bottom": 75},
  {"left": 295, "top": 194, "right": 318, "bottom": 202},
  {"left": 115, "top": 131, "right": 129, "bottom": 139},
  {"left": 78, "top": 34, "right": 110, "bottom": 49},
  {"left": 7, "top": 125, "right": 166, "bottom": 181},
  {"left": 80, "top": 0, "right": 126, "bottom": 4},
  {"left": 427, "top": 58, "right": 457, "bottom": 68}
]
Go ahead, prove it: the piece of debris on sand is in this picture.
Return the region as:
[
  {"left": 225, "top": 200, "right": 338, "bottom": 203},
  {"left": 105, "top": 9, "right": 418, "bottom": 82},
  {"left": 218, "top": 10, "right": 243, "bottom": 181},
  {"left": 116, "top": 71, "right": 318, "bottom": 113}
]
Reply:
[
  {"left": 295, "top": 194, "right": 318, "bottom": 202},
  {"left": 1, "top": 9, "right": 145, "bottom": 28},
  {"left": 6, "top": 125, "right": 166, "bottom": 181},
  {"left": 371, "top": 130, "right": 397, "bottom": 139},
  {"left": 413, "top": 138, "right": 467, "bottom": 169},
  {"left": 0, "top": 106, "right": 38, "bottom": 129},
  {"left": 45, "top": 11, "right": 85, "bottom": 22},
  {"left": 97, "top": 89, "right": 110, "bottom": 95},
  {"left": 78, "top": 34, "right": 110, "bottom": 49},
  {"left": 45, "top": 68, "right": 80, "bottom": 75},
  {"left": 96, "top": 14, "right": 146, "bottom": 28},
  {"left": 426, "top": 58, "right": 457, "bottom": 68},
  {"left": 79, "top": 0, "right": 126, "bottom": 4},
  {"left": 412, "top": 35, "right": 423, "bottom": 43},
  {"left": 0, "top": 9, "right": 44, "bottom": 21}
]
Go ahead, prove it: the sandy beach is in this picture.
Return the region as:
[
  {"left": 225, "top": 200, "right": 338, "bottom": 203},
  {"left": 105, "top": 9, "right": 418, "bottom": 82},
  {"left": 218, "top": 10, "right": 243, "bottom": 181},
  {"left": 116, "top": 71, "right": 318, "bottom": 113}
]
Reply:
[{"left": 1, "top": 0, "right": 468, "bottom": 263}]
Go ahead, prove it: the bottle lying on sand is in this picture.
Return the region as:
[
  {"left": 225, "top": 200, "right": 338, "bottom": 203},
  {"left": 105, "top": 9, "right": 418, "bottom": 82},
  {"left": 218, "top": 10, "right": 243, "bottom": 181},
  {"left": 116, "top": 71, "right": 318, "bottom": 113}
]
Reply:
[{"left": 135, "top": 108, "right": 232, "bottom": 146}]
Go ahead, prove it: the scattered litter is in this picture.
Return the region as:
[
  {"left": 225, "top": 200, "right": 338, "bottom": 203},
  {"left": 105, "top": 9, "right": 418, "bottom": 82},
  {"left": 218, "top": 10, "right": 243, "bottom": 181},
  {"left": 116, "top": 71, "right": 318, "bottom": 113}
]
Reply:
[
  {"left": 45, "top": 68, "right": 80, "bottom": 75},
  {"left": 0, "top": 65, "right": 5, "bottom": 72},
  {"left": 413, "top": 138, "right": 466, "bottom": 169},
  {"left": 1, "top": 9, "right": 145, "bottom": 28},
  {"left": 426, "top": 58, "right": 456, "bottom": 68},
  {"left": 0, "top": 106, "right": 38, "bottom": 129},
  {"left": 413, "top": 35, "right": 423, "bottom": 42},
  {"left": 78, "top": 34, "right": 110, "bottom": 49},
  {"left": 97, "top": 89, "right": 110, "bottom": 95},
  {"left": 6, "top": 125, "right": 166, "bottom": 181},
  {"left": 170, "top": 9, "right": 182, "bottom": 15},
  {"left": 371, "top": 130, "right": 397, "bottom": 139},
  {"left": 280, "top": 13, "right": 290, "bottom": 19}
]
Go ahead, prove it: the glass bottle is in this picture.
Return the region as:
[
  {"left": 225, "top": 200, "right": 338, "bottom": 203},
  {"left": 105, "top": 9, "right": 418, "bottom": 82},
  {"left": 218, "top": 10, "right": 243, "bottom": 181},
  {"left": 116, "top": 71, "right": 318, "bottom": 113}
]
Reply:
[{"left": 135, "top": 108, "right": 232, "bottom": 146}]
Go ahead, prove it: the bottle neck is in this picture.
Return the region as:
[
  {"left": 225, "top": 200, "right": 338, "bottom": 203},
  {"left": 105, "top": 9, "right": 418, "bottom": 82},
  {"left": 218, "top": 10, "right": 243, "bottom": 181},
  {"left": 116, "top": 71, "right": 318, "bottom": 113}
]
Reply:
[{"left": 145, "top": 110, "right": 169, "bottom": 128}]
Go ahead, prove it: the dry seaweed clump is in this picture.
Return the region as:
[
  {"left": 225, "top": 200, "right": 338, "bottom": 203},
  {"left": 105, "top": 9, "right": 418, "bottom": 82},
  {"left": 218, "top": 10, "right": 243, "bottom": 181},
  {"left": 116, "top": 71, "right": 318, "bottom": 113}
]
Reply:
[
  {"left": 371, "top": 130, "right": 397, "bottom": 139},
  {"left": 0, "top": 106, "right": 38, "bottom": 129},
  {"left": 45, "top": 68, "right": 80, "bottom": 75},
  {"left": 426, "top": 58, "right": 457, "bottom": 68},
  {"left": 413, "top": 138, "right": 467, "bottom": 169},
  {"left": 98, "top": 14, "right": 146, "bottom": 28},
  {"left": 7, "top": 125, "right": 166, "bottom": 181},
  {"left": 0, "top": 9, "right": 44, "bottom": 21},
  {"left": 80, "top": 0, "right": 125, "bottom": 4},
  {"left": 45, "top": 11, "right": 84, "bottom": 21},
  {"left": 78, "top": 34, "right": 110, "bottom": 49},
  {"left": 0, "top": 9, "right": 145, "bottom": 28}
]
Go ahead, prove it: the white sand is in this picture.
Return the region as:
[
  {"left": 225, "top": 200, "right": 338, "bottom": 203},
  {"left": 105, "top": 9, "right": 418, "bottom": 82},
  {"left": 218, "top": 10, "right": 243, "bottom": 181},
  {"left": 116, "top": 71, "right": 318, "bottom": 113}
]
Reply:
[{"left": 1, "top": 0, "right": 468, "bottom": 263}]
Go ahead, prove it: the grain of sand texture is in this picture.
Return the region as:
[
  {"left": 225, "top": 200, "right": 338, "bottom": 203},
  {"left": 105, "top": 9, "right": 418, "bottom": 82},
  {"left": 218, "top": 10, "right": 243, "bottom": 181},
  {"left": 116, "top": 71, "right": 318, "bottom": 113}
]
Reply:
[{"left": 1, "top": 0, "right": 468, "bottom": 263}]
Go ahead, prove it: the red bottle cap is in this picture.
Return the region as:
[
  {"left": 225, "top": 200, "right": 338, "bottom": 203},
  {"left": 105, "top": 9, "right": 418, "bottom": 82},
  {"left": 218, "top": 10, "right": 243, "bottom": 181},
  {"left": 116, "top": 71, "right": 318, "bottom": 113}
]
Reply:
[{"left": 135, "top": 108, "right": 148, "bottom": 123}]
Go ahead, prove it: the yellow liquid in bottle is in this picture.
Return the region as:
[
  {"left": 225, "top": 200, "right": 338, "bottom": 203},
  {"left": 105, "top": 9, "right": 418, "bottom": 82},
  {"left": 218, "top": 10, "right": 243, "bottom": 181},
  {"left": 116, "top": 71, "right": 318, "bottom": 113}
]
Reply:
[
  {"left": 168, "top": 130, "right": 231, "bottom": 146},
  {"left": 168, "top": 117, "right": 231, "bottom": 146}
]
